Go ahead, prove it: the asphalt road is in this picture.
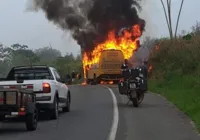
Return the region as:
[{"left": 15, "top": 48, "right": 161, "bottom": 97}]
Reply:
[
  {"left": 0, "top": 85, "right": 200, "bottom": 140},
  {"left": 109, "top": 85, "right": 200, "bottom": 140}
]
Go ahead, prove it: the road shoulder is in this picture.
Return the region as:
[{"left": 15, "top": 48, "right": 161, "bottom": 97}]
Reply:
[{"left": 110, "top": 85, "right": 200, "bottom": 140}]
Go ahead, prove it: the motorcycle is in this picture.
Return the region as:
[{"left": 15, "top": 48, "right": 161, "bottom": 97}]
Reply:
[{"left": 118, "top": 67, "right": 147, "bottom": 107}]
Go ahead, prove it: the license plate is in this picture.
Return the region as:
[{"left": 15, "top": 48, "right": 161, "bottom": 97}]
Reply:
[
  {"left": 129, "top": 83, "right": 136, "bottom": 89},
  {"left": 5, "top": 115, "right": 17, "bottom": 118},
  {"left": 139, "top": 73, "right": 143, "bottom": 78}
]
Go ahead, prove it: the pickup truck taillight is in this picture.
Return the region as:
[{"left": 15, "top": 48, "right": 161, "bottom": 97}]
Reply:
[{"left": 42, "top": 83, "right": 51, "bottom": 93}]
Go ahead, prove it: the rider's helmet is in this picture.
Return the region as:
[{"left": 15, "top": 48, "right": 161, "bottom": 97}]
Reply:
[{"left": 124, "top": 59, "right": 128, "bottom": 65}]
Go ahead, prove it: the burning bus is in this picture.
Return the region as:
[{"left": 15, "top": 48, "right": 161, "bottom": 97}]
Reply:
[
  {"left": 82, "top": 25, "right": 142, "bottom": 84},
  {"left": 85, "top": 49, "right": 125, "bottom": 84}
]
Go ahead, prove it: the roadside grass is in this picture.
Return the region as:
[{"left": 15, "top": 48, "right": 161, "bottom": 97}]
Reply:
[
  {"left": 149, "top": 75, "right": 200, "bottom": 131},
  {"left": 148, "top": 34, "right": 200, "bottom": 132}
]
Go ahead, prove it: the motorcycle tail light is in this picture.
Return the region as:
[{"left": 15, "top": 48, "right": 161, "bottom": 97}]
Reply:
[{"left": 119, "top": 78, "right": 124, "bottom": 82}]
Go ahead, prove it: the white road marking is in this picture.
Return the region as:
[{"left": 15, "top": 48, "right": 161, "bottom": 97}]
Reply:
[{"left": 107, "top": 87, "right": 119, "bottom": 140}]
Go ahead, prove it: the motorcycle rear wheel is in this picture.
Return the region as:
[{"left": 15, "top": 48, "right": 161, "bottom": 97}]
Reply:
[
  {"left": 132, "top": 97, "right": 139, "bottom": 107},
  {"left": 130, "top": 90, "right": 139, "bottom": 107}
]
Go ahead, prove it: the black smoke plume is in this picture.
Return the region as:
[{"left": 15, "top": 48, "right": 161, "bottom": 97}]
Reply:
[{"left": 31, "top": 0, "right": 145, "bottom": 53}]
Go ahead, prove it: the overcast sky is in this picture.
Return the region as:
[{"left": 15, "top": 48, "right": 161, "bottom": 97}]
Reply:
[{"left": 0, "top": 0, "right": 199, "bottom": 56}]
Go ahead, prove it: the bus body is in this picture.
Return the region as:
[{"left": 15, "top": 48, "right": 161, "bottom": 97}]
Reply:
[{"left": 86, "top": 49, "right": 125, "bottom": 84}]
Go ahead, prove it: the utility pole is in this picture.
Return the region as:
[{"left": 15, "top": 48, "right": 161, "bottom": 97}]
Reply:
[{"left": 160, "top": 0, "right": 185, "bottom": 41}]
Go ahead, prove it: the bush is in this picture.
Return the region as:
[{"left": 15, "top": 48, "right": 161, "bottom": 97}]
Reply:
[{"left": 148, "top": 22, "right": 200, "bottom": 131}]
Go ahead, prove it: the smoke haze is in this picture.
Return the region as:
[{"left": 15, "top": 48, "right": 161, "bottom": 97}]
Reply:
[{"left": 30, "top": 0, "right": 146, "bottom": 53}]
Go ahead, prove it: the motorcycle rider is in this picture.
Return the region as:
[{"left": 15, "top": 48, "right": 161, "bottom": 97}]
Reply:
[
  {"left": 120, "top": 59, "right": 130, "bottom": 81},
  {"left": 121, "top": 59, "right": 129, "bottom": 70}
]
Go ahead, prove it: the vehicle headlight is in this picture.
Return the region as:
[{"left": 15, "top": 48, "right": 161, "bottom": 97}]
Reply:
[{"left": 129, "top": 83, "right": 136, "bottom": 89}]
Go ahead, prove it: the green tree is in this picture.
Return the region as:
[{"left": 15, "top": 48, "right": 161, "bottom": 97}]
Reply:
[
  {"left": 35, "top": 46, "right": 61, "bottom": 64},
  {"left": 10, "top": 44, "right": 39, "bottom": 66},
  {"left": 0, "top": 43, "right": 11, "bottom": 77},
  {"left": 0, "top": 43, "right": 83, "bottom": 81}
]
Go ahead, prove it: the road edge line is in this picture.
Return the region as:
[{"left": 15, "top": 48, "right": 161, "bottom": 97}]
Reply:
[
  {"left": 149, "top": 91, "right": 200, "bottom": 136},
  {"left": 107, "top": 87, "right": 119, "bottom": 140}
]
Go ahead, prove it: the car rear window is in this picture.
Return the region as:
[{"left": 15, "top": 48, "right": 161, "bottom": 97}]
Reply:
[{"left": 6, "top": 67, "right": 54, "bottom": 80}]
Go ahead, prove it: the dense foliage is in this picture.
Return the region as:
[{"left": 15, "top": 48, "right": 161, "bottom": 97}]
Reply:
[{"left": 0, "top": 43, "right": 83, "bottom": 79}]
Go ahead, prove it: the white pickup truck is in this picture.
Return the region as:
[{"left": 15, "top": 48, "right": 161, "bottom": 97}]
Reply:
[{"left": 0, "top": 65, "right": 71, "bottom": 120}]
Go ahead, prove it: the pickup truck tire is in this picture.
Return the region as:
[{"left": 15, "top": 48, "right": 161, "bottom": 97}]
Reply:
[
  {"left": 25, "top": 110, "right": 38, "bottom": 131},
  {"left": 50, "top": 97, "right": 59, "bottom": 120},
  {"left": 63, "top": 94, "right": 70, "bottom": 112}
]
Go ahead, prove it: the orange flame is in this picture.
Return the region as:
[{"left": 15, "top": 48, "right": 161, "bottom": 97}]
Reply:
[
  {"left": 99, "top": 80, "right": 114, "bottom": 85},
  {"left": 81, "top": 81, "right": 87, "bottom": 86},
  {"left": 82, "top": 24, "right": 142, "bottom": 78},
  {"left": 148, "top": 64, "right": 153, "bottom": 73},
  {"left": 155, "top": 44, "right": 160, "bottom": 51},
  {"left": 108, "top": 81, "right": 114, "bottom": 85}
]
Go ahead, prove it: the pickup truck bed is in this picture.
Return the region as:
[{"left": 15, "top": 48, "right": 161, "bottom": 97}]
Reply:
[{"left": 0, "top": 65, "right": 71, "bottom": 120}]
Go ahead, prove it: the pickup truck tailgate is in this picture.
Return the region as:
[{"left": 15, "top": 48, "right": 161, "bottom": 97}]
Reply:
[{"left": 0, "top": 80, "right": 44, "bottom": 92}]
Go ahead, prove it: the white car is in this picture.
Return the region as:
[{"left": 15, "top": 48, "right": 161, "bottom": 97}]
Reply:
[{"left": 0, "top": 65, "right": 71, "bottom": 120}]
